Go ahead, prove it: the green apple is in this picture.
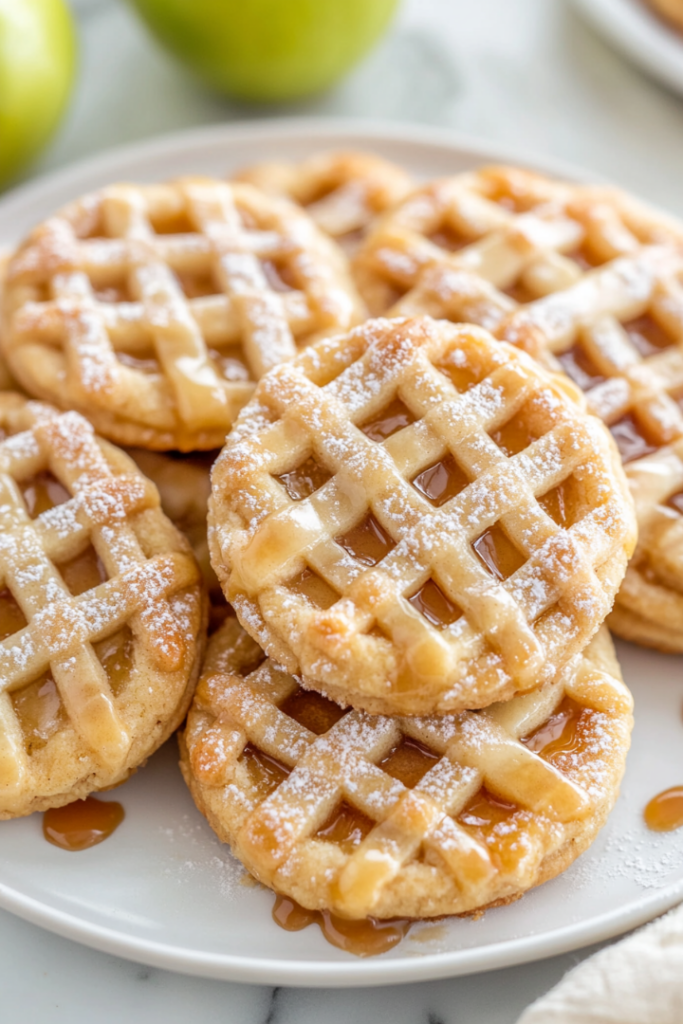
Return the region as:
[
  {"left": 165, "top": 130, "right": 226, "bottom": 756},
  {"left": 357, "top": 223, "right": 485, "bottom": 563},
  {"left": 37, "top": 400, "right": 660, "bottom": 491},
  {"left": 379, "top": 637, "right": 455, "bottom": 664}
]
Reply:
[
  {"left": 0, "top": 0, "right": 77, "bottom": 190},
  {"left": 127, "top": 0, "right": 399, "bottom": 102}
]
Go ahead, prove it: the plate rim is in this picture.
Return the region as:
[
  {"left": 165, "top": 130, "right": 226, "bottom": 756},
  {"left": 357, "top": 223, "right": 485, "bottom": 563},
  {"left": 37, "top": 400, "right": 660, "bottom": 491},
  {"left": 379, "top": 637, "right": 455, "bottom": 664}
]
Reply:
[
  {"left": 573, "top": 0, "right": 683, "bottom": 97},
  {"left": 0, "top": 117, "right": 682, "bottom": 987}
]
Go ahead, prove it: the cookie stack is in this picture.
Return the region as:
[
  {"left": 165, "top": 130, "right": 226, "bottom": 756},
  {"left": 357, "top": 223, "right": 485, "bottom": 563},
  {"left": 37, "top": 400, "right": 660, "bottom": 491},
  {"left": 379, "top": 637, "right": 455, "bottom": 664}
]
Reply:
[{"left": 3, "top": 151, "right": 682, "bottom": 927}]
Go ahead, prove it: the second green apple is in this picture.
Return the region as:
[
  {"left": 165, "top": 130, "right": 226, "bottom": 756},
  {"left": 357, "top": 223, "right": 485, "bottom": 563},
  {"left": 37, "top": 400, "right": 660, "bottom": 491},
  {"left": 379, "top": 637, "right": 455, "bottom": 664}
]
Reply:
[{"left": 126, "top": 0, "right": 399, "bottom": 102}]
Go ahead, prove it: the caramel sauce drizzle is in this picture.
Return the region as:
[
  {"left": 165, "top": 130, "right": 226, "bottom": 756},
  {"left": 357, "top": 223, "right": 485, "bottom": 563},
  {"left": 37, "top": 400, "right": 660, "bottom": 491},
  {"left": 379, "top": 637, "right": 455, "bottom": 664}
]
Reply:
[
  {"left": 490, "top": 413, "right": 538, "bottom": 457},
  {"left": 272, "top": 895, "right": 411, "bottom": 957},
  {"left": 408, "top": 578, "right": 462, "bottom": 628},
  {"left": 13, "top": 672, "right": 68, "bottom": 752},
  {"left": 94, "top": 627, "right": 135, "bottom": 696},
  {"left": 0, "top": 588, "right": 27, "bottom": 639},
  {"left": 557, "top": 344, "right": 606, "bottom": 392},
  {"left": 644, "top": 788, "right": 683, "bottom": 833},
  {"left": 279, "top": 688, "right": 347, "bottom": 735},
  {"left": 378, "top": 736, "right": 440, "bottom": 789},
  {"left": 287, "top": 567, "right": 339, "bottom": 610},
  {"left": 428, "top": 226, "right": 468, "bottom": 252},
  {"left": 609, "top": 414, "right": 658, "bottom": 464},
  {"left": 315, "top": 801, "right": 374, "bottom": 853},
  {"left": 412, "top": 455, "right": 468, "bottom": 507},
  {"left": 276, "top": 456, "right": 331, "bottom": 501},
  {"left": 522, "top": 697, "right": 585, "bottom": 765},
  {"left": 568, "top": 246, "right": 602, "bottom": 271},
  {"left": 539, "top": 480, "right": 571, "bottom": 528},
  {"left": 623, "top": 314, "right": 673, "bottom": 357},
  {"left": 361, "top": 397, "right": 415, "bottom": 442},
  {"left": 472, "top": 524, "right": 525, "bottom": 581},
  {"left": 337, "top": 512, "right": 395, "bottom": 567},
  {"left": 240, "top": 744, "right": 291, "bottom": 799},
  {"left": 43, "top": 797, "right": 125, "bottom": 852},
  {"left": 502, "top": 279, "right": 537, "bottom": 305}
]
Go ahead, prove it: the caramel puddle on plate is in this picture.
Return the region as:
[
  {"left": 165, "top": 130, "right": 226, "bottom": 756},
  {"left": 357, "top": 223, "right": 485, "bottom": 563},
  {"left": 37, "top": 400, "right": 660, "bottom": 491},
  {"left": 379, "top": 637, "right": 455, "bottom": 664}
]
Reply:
[
  {"left": 272, "top": 895, "right": 412, "bottom": 957},
  {"left": 644, "top": 787, "right": 683, "bottom": 833},
  {"left": 43, "top": 796, "right": 125, "bottom": 851}
]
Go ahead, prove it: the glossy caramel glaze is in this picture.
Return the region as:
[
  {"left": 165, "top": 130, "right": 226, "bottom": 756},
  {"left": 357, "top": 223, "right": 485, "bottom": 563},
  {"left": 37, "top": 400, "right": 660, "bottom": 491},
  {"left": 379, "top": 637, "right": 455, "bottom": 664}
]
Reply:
[
  {"left": 407, "top": 578, "right": 462, "bottom": 628},
  {"left": 472, "top": 524, "right": 525, "bottom": 581},
  {"left": 337, "top": 513, "right": 395, "bottom": 567},
  {"left": 276, "top": 456, "right": 331, "bottom": 501},
  {"left": 644, "top": 787, "right": 683, "bottom": 832},
  {"left": 412, "top": 455, "right": 468, "bottom": 507},
  {"left": 43, "top": 797, "right": 125, "bottom": 851},
  {"left": 272, "top": 895, "right": 411, "bottom": 957},
  {"left": 360, "top": 397, "right": 414, "bottom": 442}
]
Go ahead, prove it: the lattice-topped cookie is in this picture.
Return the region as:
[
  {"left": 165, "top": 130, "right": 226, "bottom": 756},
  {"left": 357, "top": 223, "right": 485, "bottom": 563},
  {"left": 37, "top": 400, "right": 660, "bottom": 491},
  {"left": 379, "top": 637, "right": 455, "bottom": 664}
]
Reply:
[
  {"left": 1, "top": 178, "right": 365, "bottom": 451},
  {"left": 352, "top": 165, "right": 683, "bottom": 317},
  {"left": 0, "top": 394, "right": 206, "bottom": 818},
  {"left": 498, "top": 246, "right": 683, "bottom": 652},
  {"left": 357, "top": 168, "right": 683, "bottom": 651},
  {"left": 209, "top": 316, "right": 636, "bottom": 715},
  {"left": 180, "top": 619, "right": 632, "bottom": 920},
  {"left": 236, "top": 151, "right": 413, "bottom": 254}
]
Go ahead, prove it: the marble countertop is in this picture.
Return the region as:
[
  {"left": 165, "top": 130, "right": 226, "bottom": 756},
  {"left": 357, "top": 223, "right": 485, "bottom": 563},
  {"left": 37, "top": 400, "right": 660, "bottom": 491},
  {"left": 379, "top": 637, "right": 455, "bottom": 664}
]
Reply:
[{"left": 4, "top": 0, "right": 683, "bottom": 1019}]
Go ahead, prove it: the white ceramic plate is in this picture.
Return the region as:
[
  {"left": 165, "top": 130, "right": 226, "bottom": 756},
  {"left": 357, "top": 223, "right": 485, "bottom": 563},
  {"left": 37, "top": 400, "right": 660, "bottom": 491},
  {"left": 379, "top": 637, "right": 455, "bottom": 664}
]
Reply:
[
  {"left": 0, "top": 121, "right": 682, "bottom": 987},
  {"left": 573, "top": 0, "right": 683, "bottom": 97}
]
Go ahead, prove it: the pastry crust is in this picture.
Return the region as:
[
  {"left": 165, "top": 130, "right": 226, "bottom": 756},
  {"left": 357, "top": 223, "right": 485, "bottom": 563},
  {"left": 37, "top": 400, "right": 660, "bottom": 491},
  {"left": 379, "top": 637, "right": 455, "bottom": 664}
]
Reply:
[
  {"left": 180, "top": 620, "right": 633, "bottom": 920},
  {"left": 353, "top": 166, "right": 683, "bottom": 653},
  {"left": 236, "top": 151, "right": 413, "bottom": 254},
  {"left": 1, "top": 178, "right": 365, "bottom": 451},
  {"left": 209, "top": 315, "right": 636, "bottom": 715},
  {"left": 0, "top": 394, "right": 207, "bottom": 818}
]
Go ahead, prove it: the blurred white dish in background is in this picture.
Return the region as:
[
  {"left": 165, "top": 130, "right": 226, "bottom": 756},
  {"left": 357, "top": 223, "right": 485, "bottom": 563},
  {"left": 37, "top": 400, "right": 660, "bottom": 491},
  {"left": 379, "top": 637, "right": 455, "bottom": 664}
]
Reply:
[{"left": 573, "top": 0, "right": 683, "bottom": 98}]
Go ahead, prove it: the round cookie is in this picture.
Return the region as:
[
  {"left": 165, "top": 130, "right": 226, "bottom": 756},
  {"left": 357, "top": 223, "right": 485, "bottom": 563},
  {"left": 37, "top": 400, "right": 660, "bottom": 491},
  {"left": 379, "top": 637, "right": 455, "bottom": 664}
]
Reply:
[
  {"left": 352, "top": 166, "right": 683, "bottom": 652},
  {"left": 209, "top": 315, "right": 636, "bottom": 715},
  {"left": 181, "top": 619, "right": 633, "bottom": 921},
  {"left": 1, "top": 177, "right": 365, "bottom": 451},
  {"left": 0, "top": 394, "right": 207, "bottom": 818}
]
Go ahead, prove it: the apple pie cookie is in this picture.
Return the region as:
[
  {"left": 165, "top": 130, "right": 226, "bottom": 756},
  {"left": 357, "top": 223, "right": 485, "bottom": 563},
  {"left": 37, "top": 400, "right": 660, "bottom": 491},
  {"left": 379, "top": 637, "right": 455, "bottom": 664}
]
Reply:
[
  {"left": 181, "top": 619, "right": 632, "bottom": 920},
  {"left": 237, "top": 151, "right": 413, "bottom": 254},
  {"left": 352, "top": 165, "right": 683, "bottom": 318},
  {"left": 209, "top": 316, "right": 635, "bottom": 715},
  {"left": 1, "top": 177, "right": 365, "bottom": 451},
  {"left": 357, "top": 168, "right": 683, "bottom": 652},
  {"left": 0, "top": 394, "right": 206, "bottom": 818}
]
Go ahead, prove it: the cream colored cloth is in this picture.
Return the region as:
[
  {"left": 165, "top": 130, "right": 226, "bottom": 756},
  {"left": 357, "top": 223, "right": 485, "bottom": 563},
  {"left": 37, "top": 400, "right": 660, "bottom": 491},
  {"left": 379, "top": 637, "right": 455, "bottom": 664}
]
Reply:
[{"left": 517, "top": 903, "right": 683, "bottom": 1024}]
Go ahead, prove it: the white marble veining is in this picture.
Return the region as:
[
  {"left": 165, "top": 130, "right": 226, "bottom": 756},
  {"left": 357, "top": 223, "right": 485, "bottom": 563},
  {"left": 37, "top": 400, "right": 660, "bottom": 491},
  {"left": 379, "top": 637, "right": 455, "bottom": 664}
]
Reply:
[{"left": 3, "top": 0, "right": 683, "bottom": 1018}]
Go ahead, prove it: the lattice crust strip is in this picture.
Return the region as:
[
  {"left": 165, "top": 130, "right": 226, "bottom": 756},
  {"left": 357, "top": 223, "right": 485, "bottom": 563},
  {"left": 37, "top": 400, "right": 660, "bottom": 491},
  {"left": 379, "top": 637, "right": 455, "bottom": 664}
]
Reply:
[
  {"left": 209, "top": 315, "right": 636, "bottom": 715},
  {"left": 0, "top": 394, "right": 205, "bottom": 818},
  {"left": 355, "top": 166, "right": 683, "bottom": 651},
  {"left": 181, "top": 618, "right": 633, "bottom": 920},
  {"left": 1, "top": 178, "right": 365, "bottom": 451},
  {"left": 236, "top": 151, "right": 414, "bottom": 252}
]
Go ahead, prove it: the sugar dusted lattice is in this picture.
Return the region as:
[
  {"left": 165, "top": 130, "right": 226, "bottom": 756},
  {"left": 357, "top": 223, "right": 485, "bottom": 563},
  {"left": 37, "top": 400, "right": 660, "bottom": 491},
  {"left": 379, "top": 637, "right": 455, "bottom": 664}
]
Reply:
[{"left": 209, "top": 315, "right": 636, "bottom": 715}]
